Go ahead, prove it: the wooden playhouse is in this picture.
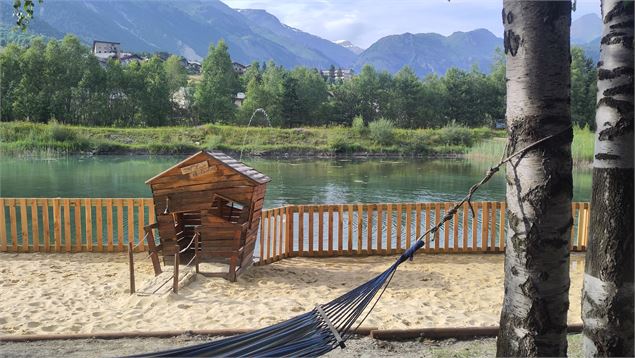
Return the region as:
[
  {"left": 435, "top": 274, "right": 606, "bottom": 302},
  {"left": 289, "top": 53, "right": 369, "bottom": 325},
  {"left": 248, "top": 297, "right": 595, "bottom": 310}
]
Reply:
[{"left": 145, "top": 151, "right": 270, "bottom": 281}]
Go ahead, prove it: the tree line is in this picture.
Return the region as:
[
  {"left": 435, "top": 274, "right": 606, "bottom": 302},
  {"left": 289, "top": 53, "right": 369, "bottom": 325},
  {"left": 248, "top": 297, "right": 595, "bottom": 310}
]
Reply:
[{"left": 0, "top": 35, "right": 597, "bottom": 129}]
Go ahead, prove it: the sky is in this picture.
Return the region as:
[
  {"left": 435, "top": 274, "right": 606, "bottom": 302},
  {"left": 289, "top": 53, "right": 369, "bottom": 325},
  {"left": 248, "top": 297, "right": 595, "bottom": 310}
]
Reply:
[{"left": 222, "top": 0, "right": 601, "bottom": 48}]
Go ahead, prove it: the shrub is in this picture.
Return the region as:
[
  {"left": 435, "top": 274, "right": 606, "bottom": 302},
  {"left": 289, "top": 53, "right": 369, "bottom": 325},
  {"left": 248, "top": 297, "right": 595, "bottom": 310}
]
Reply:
[
  {"left": 438, "top": 121, "right": 473, "bottom": 147},
  {"left": 405, "top": 134, "right": 429, "bottom": 155},
  {"left": 368, "top": 118, "right": 395, "bottom": 145},
  {"left": 328, "top": 132, "right": 350, "bottom": 153},
  {"left": 351, "top": 115, "right": 368, "bottom": 136},
  {"left": 48, "top": 120, "right": 76, "bottom": 142}
]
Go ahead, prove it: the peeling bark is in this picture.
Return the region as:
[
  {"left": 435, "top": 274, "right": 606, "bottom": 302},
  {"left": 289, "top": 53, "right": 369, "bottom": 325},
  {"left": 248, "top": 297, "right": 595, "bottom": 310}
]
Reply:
[
  {"left": 582, "top": 1, "right": 634, "bottom": 357},
  {"left": 496, "top": 2, "right": 573, "bottom": 357}
]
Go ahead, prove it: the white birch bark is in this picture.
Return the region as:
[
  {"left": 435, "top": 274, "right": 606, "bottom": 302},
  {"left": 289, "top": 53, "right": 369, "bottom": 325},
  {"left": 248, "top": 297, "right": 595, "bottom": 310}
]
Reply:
[
  {"left": 496, "top": 2, "right": 573, "bottom": 356},
  {"left": 582, "top": 1, "right": 634, "bottom": 356}
]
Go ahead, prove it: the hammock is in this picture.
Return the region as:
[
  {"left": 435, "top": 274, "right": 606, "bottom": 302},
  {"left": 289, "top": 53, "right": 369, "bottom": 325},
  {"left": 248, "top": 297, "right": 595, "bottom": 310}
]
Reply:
[{"left": 132, "top": 240, "right": 424, "bottom": 357}]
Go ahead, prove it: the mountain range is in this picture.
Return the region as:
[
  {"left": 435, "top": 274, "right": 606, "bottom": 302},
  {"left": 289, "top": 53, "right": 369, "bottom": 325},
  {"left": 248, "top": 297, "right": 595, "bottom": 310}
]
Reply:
[{"left": 0, "top": 0, "right": 602, "bottom": 76}]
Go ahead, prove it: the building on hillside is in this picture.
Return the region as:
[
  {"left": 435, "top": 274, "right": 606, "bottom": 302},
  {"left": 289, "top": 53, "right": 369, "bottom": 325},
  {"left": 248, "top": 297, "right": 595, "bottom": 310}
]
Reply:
[
  {"left": 232, "top": 62, "right": 250, "bottom": 75},
  {"left": 320, "top": 68, "right": 354, "bottom": 82},
  {"left": 92, "top": 40, "right": 121, "bottom": 56},
  {"left": 186, "top": 60, "right": 201, "bottom": 74},
  {"left": 119, "top": 53, "right": 144, "bottom": 65},
  {"left": 92, "top": 40, "right": 147, "bottom": 66}
]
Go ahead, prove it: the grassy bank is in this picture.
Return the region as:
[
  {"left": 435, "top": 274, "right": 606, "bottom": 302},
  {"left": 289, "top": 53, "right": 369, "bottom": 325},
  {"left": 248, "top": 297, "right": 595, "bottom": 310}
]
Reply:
[
  {"left": 0, "top": 121, "right": 501, "bottom": 157},
  {"left": 466, "top": 126, "right": 594, "bottom": 165}
]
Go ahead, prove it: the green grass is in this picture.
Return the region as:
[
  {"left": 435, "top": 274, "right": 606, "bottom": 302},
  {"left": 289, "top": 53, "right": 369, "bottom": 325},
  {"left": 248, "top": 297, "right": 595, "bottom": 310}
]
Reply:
[
  {"left": 466, "top": 126, "right": 594, "bottom": 165},
  {"left": 0, "top": 121, "right": 503, "bottom": 157}
]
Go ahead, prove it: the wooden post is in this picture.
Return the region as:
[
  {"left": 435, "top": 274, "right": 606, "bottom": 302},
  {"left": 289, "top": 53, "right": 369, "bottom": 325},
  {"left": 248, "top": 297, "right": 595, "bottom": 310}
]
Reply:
[
  {"left": 84, "top": 198, "right": 92, "bottom": 252},
  {"left": 137, "top": 199, "right": 145, "bottom": 251},
  {"left": 258, "top": 211, "right": 265, "bottom": 264},
  {"left": 386, "top": 203, "right": 392, "bottom": 254},
  {"left": 145, "top": 227, "right": 162, "bottom": 276},
  {"left": 453, "top": 203, "right": 459, "bottom": 253},
  {"left": 63, "top": 198, "right": 71, "bottom": 252},
  {"left": 298, "top": 205, "right": 304, "bottom": 256},
  {"left": 482, "top": 202, "right": 489, "bottom": 251},
  {"left": 434, "top": 203, "right": 441, "bottom": 253},
  {"left": 53, "top": 198, "right": 61, "bottom": 252},
  {"left": 0, "top": 199, "right": 6, "bottom": 252},
  {"left": 128, "top": 242, "right": 135, "bottom": 294},
  {"left": 356, "top": 204, "right": 363, "bottom": 255},
  {"left": 173, "top": 244, "right": 180, "bottom": 294},
  {"left": 95, "top": 198, "right": 103, "bottom": 252},
  {"left": 74, "top": 199, "right": 82, "bottom": 252},
  {"left": 443, "top": 203, "right": 450, "bottom": 253},
  {"left": 43, "top": 199, "right": 51, "bottom": 252},
  {"left": 327, "top": 206, "right": 334, "bottom": 255},
  {"left": 347, "top": 204, "right": 353, "bottom": 255},
  {"left": 366, "top": 205, "right": 373, "bottom": 254},
  {"left": 396, "top": 203, "right": 402, "bottom": 253},
  {"left": 377, "top": 204, "right": 383, "bottom": 253},
  {"left": 116, "top": 199, "right": 124, "bottom": 252},
  {"left": 499, "top": 202, "right": 506, "bottom": 251},
  {"left": 424, "top": 204, "right": 431, "bottom": 253},
  {"left": 570, "top": 203, "right": 578, "bottom": 250},
  {"left": 462, "top": 204, "right": 469, "bottom": 252},
  {"left": 490, "top": 202, "right": 498, "bottom": 251},
  {"left": 308, "top": 206, "right": 314, "bottom": 256},
  {"left": 285, "top": 206, "right": 293, "bottom": 257},
  {"left": 405, "top": 203, "right": 412, "bottom": 250},
  {"left": 318, "top": 206, "right": 324, "bottom": 256},
  {"left": 20, "top": 198, "right": 29, "bottom": 252},
  {"left": 31, "top": 199, "right": 40, "bottom": 252},
  {"left": 265, "top": 210, "right": 271, "bottom": 262},
  {"left": 272, "top": 208, "right": 278, "bottom": 259},
  {"left": 337, "top": 205, "right": 344, "bottom": 255}
]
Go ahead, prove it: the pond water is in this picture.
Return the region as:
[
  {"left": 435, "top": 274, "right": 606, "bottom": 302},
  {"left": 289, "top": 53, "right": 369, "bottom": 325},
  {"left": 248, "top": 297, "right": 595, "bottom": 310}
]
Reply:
[{"left": 0, "top": 156, "right": 592, "bottom": 206}]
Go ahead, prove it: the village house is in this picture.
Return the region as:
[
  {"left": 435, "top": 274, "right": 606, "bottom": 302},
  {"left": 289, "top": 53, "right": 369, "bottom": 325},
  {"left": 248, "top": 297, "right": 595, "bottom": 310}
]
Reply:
[
  {"left": 232, "top": 62, "right": 250, "bottom": 75},
  {"left": 92, "top": 40, "right": 144, "bottom": 66},
  {"left": 320, "top": 68, "right": 354, "bottom": 81},
  {"left": 92, "top": 40, "right": 121, "bottom": 57}
]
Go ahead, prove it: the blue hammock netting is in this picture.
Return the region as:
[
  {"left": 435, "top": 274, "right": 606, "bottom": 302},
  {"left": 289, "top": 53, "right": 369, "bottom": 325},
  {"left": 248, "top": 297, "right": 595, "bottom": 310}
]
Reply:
[{"left": 132, "top": 240, "right": 424, "bottom": 357}]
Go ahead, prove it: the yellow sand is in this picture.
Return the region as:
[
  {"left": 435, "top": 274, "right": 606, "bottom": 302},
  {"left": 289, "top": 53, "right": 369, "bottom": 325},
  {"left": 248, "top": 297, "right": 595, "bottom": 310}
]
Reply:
[{"left": 0, "top": 253, "right": 585, "bottom": 335}]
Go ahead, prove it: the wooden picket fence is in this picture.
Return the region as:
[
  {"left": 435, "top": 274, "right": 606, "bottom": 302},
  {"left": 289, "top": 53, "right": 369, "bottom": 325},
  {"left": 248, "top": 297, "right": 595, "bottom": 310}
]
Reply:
[
  {"left": 0, "top": 198, "right": 155, "bottom": 253},
  {"left": 255, "top": 201, "right": 591, "bottom": 264},
  {"left": 0, "top": 198, "right": 590, "bottom": 263}
]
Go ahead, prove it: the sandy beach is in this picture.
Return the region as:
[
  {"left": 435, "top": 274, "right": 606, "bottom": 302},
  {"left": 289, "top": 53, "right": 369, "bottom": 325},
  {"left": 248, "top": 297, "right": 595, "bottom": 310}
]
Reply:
[{"left": 0, "top": 253, "right": 585, "bottom": 336}]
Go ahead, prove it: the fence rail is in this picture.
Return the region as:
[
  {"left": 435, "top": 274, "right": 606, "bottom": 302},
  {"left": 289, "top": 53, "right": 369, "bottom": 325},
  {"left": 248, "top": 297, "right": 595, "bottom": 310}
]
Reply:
[{"left": 0, "top": 199, "right": 590, "bottom": 262}]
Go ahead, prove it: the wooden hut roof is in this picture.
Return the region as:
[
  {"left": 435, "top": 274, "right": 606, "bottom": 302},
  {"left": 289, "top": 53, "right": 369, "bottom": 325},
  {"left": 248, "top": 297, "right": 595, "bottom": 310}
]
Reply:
[{"left": 145, "top": 150, "right": 271, "bottom": 185}]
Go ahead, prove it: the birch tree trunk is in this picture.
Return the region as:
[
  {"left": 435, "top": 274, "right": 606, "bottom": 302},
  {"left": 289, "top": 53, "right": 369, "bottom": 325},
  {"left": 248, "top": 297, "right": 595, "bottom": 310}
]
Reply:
[
  {"left": 581, "top": 1, "right": 634, "bottom": 356},
  {"left": 496, "top": 2, "right": 573, "bottom": 356}
]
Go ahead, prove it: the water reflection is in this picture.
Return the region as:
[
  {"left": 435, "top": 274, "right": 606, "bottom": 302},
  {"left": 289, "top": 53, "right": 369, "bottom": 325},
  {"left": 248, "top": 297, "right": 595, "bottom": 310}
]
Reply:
[{"left": 0, "top": 156, "right": 592, "bottom": 207}]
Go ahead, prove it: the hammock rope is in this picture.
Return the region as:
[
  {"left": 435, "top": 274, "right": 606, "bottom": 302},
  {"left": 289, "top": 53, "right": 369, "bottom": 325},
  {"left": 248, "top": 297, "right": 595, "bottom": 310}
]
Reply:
[{"left": 133, "top": 128, "right": 570, "bottom": 357}]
